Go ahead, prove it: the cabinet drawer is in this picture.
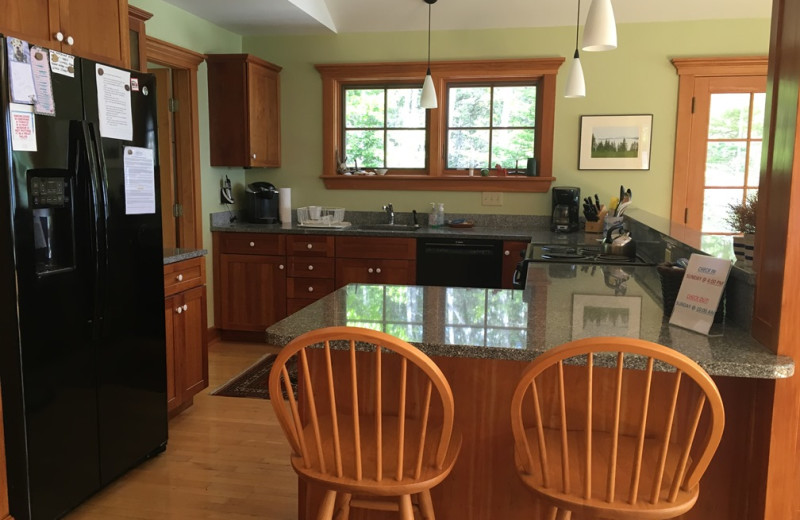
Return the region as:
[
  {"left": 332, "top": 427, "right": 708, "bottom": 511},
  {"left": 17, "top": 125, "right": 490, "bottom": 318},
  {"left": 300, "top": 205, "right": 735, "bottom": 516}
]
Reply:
[
  {"left": 287, "top": 298, "right": 318, "bottom": 315},
  {"left": 286, "top": 235, "right": 335, "bottom": 257},
  {"left": 287, "top": 257, "right": 335, "bottom": 278},
  {"left": 335, "top": 236, "right": 416, "bottom": 260},
  {"left": 286, "top": 277, "right": 335, "bottom": 299},
  {"left": 164, "top": 257, "right": 205, "bottom": 296},
  {"left": 219, "top": 233, "right": 285, "bottom": 255}
]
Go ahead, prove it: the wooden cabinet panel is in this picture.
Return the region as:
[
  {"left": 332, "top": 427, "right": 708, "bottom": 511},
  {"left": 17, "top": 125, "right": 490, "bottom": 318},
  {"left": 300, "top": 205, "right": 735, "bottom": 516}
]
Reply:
[
  {"left": 219, "top": 232, "right": 285, "bottom": 256},
  {"left": 286, "top": 277, "right": 335, "bottom": 299},
  {"left": 0, "top": 0, "right": 129, "bottom": 68},
  {"left": 287, "top": 298, "right": 318, "bottom": 315},
  {"left": 219, "top": 253, "right": 286, "bottom": 331},
  {"left": 286, "top": 235, "right": 335, "bottom": 257},
  {"left": 501, "top": 240, "right": 529, "bottom": 289},
  {"left": 0, "top": 385, "right": 11, "bottom": 520},
  {"left": 164, "top": 297, "right": 178, "bottom": 411},
  {"left": 207, "top": 54, "right": 282, "bottom": 167},
  {"left": 335, "top": 236, "right": 416, "bottom": 260},
  {"left": 335, "top": 258, "right": 416, "bottom": 288},
  {"left": 177, "top": 286, "right": 207, "bottom": 399},
  {"left": 287, "top": 257, "right": 335, "bottom": 278}
]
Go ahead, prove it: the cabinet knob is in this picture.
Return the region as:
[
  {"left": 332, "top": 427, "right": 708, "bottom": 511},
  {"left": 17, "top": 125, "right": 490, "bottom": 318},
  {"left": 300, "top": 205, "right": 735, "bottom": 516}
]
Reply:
[
  {"left": 307, "top": 286, "right": 314, "bottom": 293},
  {"left": 176, "top": 274, "right": 184, "bottom": 282},
  {"left": 307, "top": 265, "right": 314, "bottom": 271},
  {"left": 249, "top": 241, "right": 255, "bottom": 247},
  {"left": 376, "top": 268, "right": 382, "bottom": 274},
  {"left": 55, "top": 32, "right": 64, "bottom": 42},
  {"left": 183, "top": 304, "right": 188, "bottom": 311},
  {"left": 66, "top": 35, "right": 74, "bottom": 46},
  {"left": 279, "top": 264, "right": 285, "bottom": 270},
  {"left": 306, "top": 243, "right": 313, "bottom": 249},
  {"left": 368, "top": 268, "right": 374, "bottom": 273},
  {"left": 176, "top": 307, "right": 183, "bottom": 314},
  {"left": 504, "top": 250, "right": 510, "bottom": 256},
  {"left": 252, "top": 153, "right": 257, "bottom": 159}
]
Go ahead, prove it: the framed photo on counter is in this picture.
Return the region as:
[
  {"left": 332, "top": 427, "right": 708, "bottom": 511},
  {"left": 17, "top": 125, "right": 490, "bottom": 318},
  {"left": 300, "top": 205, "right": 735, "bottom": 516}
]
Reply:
[{"left": 579, "top": 114, "right": 653, "bottom": 170}]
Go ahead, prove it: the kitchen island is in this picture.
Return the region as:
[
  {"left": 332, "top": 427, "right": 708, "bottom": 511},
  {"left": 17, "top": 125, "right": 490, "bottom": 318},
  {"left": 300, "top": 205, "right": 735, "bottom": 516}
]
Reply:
[{"left": 266, "top": 264, "right": 792, "bottom": 520}]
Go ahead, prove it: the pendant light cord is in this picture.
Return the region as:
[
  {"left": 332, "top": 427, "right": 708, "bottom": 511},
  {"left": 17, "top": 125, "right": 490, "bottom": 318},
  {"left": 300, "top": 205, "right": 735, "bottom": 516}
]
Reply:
[
  {"left": 427, "top": 2, "right": 432, "bottom": 75},
  {"left": 574, "top": 0, "right": 581, "bottom": 58}
]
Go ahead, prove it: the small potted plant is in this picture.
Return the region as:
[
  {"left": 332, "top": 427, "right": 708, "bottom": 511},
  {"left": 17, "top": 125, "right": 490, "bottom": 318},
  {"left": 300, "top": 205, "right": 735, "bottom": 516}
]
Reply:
[{"left": 725, "top": 192, "right": 758, "bottom": 267}]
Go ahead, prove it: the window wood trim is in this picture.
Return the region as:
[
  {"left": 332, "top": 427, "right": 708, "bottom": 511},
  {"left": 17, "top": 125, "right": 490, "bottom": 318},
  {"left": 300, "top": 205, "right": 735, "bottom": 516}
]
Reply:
[
  {"left": 316, "top": 58, "right": 564, "bottom": 192},
  {"left": 669, "top": 56, "right": 768, "bottom": 241}
]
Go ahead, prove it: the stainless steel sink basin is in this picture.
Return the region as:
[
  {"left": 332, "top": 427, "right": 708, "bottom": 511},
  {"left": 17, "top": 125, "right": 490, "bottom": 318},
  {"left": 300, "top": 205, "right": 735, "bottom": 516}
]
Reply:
[{"left": 357, "top": 223, "right": 421, "bottom": 232}]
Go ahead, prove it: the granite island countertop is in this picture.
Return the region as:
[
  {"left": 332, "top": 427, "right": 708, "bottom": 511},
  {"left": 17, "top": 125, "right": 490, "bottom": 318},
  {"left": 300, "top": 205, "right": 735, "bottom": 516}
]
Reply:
[{"left": 265, "top": 263, "right": 793, "bottom": 379}]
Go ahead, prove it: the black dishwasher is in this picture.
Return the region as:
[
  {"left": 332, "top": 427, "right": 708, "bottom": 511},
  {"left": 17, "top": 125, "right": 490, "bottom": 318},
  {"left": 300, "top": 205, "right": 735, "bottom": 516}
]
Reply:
[{"left": 416, "top": 238, "right": 502, "bottom": 288}]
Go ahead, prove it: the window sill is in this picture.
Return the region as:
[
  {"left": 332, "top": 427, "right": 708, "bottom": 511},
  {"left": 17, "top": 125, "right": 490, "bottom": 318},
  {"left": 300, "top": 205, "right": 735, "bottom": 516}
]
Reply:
[{"left": 321, "top": 175, "right": 556, "bottom": 192}]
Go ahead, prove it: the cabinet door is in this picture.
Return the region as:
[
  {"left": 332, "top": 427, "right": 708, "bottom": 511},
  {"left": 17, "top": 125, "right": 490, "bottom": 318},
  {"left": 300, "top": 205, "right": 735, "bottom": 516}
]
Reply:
[
  {"left": 220, "top": 253, "right": 286, "bottom": 331},
  {"left": 178, "top": 286, "right": 207, "bottom": 400},
  {"left": 164, "top": 295, "right": 178, "bottom": 411},
  {"left": 336, "top": 258, "right": 415, "bottom": 288},
  {"left": 248, "top": 61, "right": 280, "bottom": 167},
  {"left": 59, "top": 0, "right": 129, "bottom": 67},
  {"left": 0, "top": 385, "right": 10, "bottom": 520},
  {"left": 502, "top": 240, "right": 529, "bottom": 289},
  {"left": 0, "top": 0, "right": 60, "bottom": 49}
]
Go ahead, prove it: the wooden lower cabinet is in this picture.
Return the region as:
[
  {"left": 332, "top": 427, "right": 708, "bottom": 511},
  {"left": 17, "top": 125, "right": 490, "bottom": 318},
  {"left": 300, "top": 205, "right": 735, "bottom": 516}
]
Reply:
[
  {"left": 219, "top": 253, "right": 287, "bottom": 332},
  {"left": 0, "top": 385, "right": 12, "bottom": 520},
  {"left": 286, "top": 235, "right": 335, "bottom": 313},
  {"left": 164, "top": 257, "right": 208, "bottom": 417},
  {"left": 501, "top": 240, "right": 529, "bottom": 289},
  {"left": 334, "top": 236, "right": 416, "bottom": 288}
]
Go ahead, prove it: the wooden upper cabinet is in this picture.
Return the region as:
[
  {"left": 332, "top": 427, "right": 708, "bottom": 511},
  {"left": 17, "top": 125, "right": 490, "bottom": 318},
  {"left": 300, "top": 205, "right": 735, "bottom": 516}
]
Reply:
[
  {"left": 0, "top": 0, "right": 130, "bottom": 68},
  {"left": 207, "top": 54, "right": 282, "bottom": 168}
]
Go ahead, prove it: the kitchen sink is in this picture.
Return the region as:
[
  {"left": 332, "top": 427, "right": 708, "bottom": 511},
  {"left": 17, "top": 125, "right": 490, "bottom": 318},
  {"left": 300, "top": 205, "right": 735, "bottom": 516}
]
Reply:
[{"left": 357, "top": 223, "right": 421, "bottom": 232}]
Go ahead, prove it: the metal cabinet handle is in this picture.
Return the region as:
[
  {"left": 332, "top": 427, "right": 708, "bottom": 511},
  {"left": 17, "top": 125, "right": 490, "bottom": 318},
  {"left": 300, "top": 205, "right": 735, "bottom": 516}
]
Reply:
[
  {"left": 308, "top": 286, "right": 314, "bottom": 293},
  {"left": 55, "top": 32, "right": 64, "bottom": 42},
  {"left": 504, "top": 250, "right": 510, "bottom": 256},
  {"left": 252, "top": 153, "right": 256, "bottom": 159},
  {"left": 176, "top": 307, "right": 183, "bottom": 314},
  {"left": 368, "top": 268, "right": 374, "bottom": 273},
  {"left": 376, "top": 268, "right": 382, "bottom": 274},
  {"left": 183, "top": 304, "right": 188, "bottom": 311},
  {"left": 279, "top": 264, "right": 285, "bottom": 270},
  {"left": 307, "top": 243, "right": 313, "bottom": 249},
  {"left": 307, "top": 265, "right": 314, "bottom": 271},
  {"left": 176, "top": 274, "right": 184, "bottom": 282},
  {"left": 249, "top": 241, "right": 255, "bottom": 247},
  {"left": 66, "top": 35, "right": 74, "bottom": 46}
]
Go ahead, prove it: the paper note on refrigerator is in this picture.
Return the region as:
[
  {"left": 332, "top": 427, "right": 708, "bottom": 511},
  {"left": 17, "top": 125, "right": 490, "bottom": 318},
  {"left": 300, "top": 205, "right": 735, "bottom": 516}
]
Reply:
[
  {"left": 30, "top": 47, "right": 55, "bottom": 116},
  {"left": 9, "top": 103, "right": 37, "bottom": 151},
  {"left": 49, "top": 50, "right": 75, "bottom": 77},
  {"left": 96, "top": 64, "right": 133, "bottom": 141},
  {"left": 6, "top": 38, "right": 37, "bottom": 104},
  {"left": 123, "top": 146, "right": 156, "bottom": 215}
]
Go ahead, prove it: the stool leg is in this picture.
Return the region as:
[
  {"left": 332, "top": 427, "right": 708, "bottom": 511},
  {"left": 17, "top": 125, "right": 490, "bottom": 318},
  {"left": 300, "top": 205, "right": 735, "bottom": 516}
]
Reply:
[
  {"left": 318, "top": 490, "right": 337, "bottom": 520},
  {"left": 556, "top": 509, "right": 572, "bottom": 520},
  {"left": 333, "top": 493, "right": 352, "bottom": 520},
  {"left": 417, "top": 490, "right": 435, "bottom": 520},
  {"left": 399, "top": 495, "right": 414, "bottom": 520},
  {"left": 547, "top": 506, "right": 558, "bottom": 520}
]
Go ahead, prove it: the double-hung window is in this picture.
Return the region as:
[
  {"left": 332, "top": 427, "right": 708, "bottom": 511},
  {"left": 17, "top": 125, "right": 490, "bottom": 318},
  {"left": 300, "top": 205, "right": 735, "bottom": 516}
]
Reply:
[{"left": 317, "top": 59, "right": 563, "bottom": 192}]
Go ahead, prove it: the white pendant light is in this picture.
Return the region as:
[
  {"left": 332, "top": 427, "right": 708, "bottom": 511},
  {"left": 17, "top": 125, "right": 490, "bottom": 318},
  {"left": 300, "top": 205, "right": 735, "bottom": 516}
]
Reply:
[
  {"left": 582, "top": 0, "right": 617, "bottom": 52},
  {"left": 565, "top": 0, "right": 586, "bottom": 98},
  {"left": 420, "top": 0, "right": 438, "bottom": 109}
]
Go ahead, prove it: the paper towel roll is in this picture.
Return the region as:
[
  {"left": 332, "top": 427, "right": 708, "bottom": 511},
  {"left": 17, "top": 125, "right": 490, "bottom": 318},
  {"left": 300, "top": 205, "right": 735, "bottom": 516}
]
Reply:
[{"left": 278, "top": 188, "right": 292, "bottom": 223}]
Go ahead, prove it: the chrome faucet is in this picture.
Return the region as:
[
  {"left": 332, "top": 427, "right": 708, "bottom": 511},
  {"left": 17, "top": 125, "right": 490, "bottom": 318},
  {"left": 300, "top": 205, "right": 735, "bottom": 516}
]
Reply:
[{"left": 382, "top": 203, "right": 395, "bottom": 225}]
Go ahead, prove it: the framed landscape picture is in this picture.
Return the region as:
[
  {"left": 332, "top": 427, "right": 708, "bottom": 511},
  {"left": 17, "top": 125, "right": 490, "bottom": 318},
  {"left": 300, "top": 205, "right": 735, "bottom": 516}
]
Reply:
[{"left": 579, "top": 114, "right": 653, "bottom": 170}]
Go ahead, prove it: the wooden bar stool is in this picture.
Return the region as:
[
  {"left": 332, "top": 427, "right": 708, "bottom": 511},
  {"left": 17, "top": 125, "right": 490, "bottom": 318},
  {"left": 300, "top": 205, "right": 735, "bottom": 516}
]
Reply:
[
  {"left": 510, "top": 337, "right": 725, "bottom": 519},
  {"left": 269, "top": 326, "right": 461, "bottom": 520}
]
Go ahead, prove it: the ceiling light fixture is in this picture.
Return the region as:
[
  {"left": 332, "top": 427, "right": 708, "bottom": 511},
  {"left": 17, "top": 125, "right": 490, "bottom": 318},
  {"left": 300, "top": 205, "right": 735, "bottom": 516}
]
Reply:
[
  {"left": 582, "top": 0, "right": 617, "bottom": 52},
  {"left": 420, "top": 0, "right": 438, "bottom": 109},
  {"left": 564, "top": 0, "right": 586, "bottom": 98}
]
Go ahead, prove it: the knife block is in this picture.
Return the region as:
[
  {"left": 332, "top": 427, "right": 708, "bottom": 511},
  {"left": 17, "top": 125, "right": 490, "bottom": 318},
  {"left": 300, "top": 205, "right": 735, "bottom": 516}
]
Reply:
[{"left": 585, "top": 220, "right": 603, "bottom": 233}]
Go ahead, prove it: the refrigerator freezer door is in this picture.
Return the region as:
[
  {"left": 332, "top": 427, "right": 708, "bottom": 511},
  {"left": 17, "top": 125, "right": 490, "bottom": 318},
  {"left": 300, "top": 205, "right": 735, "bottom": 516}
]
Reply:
[{"left": 81, "top": 63, "right": 168, "bottom": 485}]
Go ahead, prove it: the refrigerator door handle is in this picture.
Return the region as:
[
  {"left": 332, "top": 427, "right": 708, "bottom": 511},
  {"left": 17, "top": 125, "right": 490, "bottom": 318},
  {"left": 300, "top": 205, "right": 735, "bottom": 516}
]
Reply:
[{"left": 71, "top": 120, "right": 106, "bottom": 339}]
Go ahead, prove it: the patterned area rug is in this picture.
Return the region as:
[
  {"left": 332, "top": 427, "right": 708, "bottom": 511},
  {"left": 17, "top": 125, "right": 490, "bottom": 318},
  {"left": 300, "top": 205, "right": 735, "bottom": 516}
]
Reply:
[{"left": 211, "top": 353, "right": 297, "bottom": 400}]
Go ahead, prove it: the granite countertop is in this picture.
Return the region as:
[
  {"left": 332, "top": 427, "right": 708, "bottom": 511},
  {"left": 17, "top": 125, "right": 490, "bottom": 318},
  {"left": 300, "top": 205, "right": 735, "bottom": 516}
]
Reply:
[
  {"left": 265, "top": 265, "right": 793, "bottom": 380},
  {"left": 163, "top": 248, "right": 208, "bottom": 265}
]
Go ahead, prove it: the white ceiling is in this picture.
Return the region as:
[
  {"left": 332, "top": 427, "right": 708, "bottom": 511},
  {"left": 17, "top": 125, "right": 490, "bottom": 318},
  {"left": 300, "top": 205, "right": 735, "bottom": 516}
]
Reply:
[{"left": 159, "top": 0, "right": 772, "bottom": 36}]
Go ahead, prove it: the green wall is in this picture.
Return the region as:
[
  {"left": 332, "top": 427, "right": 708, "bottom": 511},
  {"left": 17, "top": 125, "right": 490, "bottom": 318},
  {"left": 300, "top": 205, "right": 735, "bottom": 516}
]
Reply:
[
  {"left": 130, "top": 0, "right": 242, "bottom": 324},
  {"left": 243, "top": 19, "right": 770, "bottom": 217}
]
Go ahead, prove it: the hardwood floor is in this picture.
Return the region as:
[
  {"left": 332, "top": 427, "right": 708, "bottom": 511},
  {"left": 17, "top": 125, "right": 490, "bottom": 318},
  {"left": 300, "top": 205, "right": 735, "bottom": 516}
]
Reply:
[{"left": 66, "top": 340, "right": 297, "bottom": 520}]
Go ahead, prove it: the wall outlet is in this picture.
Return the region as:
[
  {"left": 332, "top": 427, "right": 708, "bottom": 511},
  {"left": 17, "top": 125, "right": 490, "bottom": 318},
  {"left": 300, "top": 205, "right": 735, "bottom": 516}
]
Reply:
[{"left": 481, "top": 192, "right": 504, "bottom": 206}]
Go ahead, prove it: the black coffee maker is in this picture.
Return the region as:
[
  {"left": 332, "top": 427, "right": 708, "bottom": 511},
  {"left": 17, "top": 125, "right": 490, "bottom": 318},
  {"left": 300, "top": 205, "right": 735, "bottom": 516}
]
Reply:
[
  {"left": 245, "top": 182, "right": 280, "bottom": 224},
  {"left": 551, "top": 186, "right": 580, "bottom": 232}
]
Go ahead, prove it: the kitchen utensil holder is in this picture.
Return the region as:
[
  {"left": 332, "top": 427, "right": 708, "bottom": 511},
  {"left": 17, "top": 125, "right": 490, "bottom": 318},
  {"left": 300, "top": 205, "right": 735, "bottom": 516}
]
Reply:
[
  {"left": 658, "top": 263, "right": 725, "bottom": 322},
  {"left": 585, "top": 220, "right": 603, "bottom": 233}
]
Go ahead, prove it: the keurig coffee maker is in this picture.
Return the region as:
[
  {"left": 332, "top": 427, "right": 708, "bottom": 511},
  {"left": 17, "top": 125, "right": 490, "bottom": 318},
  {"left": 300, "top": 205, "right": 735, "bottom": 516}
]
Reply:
[
  {"left": 245, "top": 182, "right": 280, "bottom": 224},
  {"left": 551, "top": 186, "right": 580, "bottom": 232}
]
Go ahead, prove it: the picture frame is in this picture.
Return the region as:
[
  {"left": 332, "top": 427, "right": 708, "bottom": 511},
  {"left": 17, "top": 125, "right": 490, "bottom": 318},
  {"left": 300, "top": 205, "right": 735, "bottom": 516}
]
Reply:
[
  {"left": 579, "top": 114, "right": 653, "bottom": 170},
  {"left": 571, "top": 294, "right": 642, "bottom": 340}
]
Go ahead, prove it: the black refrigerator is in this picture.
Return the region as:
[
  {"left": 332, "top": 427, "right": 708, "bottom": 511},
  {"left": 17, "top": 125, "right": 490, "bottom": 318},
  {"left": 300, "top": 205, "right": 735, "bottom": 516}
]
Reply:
[{"left": 0, "top": 36, "right": 168, "bottom": 519}]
